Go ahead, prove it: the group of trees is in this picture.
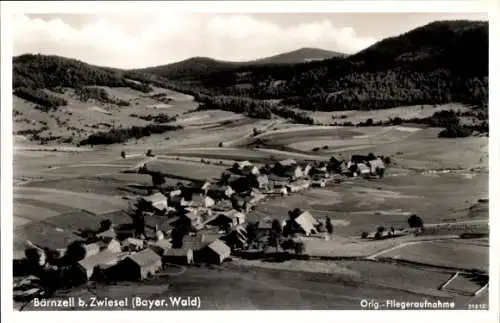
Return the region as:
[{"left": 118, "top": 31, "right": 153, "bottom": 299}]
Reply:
[
  {"left": 130, "top": 113, "right": 177, "bottom": 123},
  {"left": 79, "top": 123, "right": 183, "bottom": 145},
  {"left": 75, "top": 86, "right": 130, "bottom": 106}
]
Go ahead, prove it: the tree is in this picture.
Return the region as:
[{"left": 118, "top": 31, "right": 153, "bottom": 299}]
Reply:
[
  {"left": 294, "top": 241, "right": 305, "bottom": 257},
  {"left": 245, "top": 222, "right": 259, "bottom": 249},
  {"left": 121, "top": 151, "right": 126, "bottom": 159},
  {"left": 99, "top": 219, "right": 112, "bottom": 233},
  {"left": 361, "top": 232, "right": 368, "bottom": 239},
  {"left": 146, "top": 149, "right": 154, "bottom": 157},
  {"left": 268, "top": 219, "right": 283, "bottom": 252},
  {"left": 151, "top": 172, "right": 166, "bottom": 188},
  {"left": 408, "top": 214, "right": 424, "bottom": 229},
  {"left": 368, "top": 152, "right": 376, "bottom": 160},
  {"left": 325, "top": 216, "right": 334, "bottom": 234},
  {"left": 376, "top": 167, "right": 385, "bottom": 178}
]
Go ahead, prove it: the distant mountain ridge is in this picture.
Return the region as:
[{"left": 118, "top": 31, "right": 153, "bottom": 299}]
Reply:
[{"left": 134, "top": 47, "right": 343, "bottom": 80}]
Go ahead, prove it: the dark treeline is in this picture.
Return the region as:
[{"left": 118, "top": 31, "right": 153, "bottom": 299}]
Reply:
[
  {"left": 79, "top": 123, "right": 183, "bottom": 146},
  {"left": 14, "top": 87, "right": 68, "bottom": 110},
  {"left": 196, "top": 95, "right": 314, "bottom": 124},
  {"left": 129, "top": 113, "right": 177, "bottom": 123}
]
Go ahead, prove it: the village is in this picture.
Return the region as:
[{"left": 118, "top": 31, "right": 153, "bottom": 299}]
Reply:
[{"left": 13, "top": 152, "right": 421, "bottom": 301}]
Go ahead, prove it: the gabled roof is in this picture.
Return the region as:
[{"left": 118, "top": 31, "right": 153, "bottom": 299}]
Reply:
[
  {"left": 278, "top": 159, "right": 297, "bottom": 167},
  {"left": 206, "top": 239, "right": 231, "bottom": 257},
  {"left": 294, "top": 211, "right": 318, "bottom": 234},
  {"left": 141, "top": 192, "right": 166, "bottom": 204},
  {"left": 236, "top": 160, "right": 253, "bottom": 169},
  {"left": 78, "top": 250, "right": 121, "bottom": 274},
  {"left": 182, "top": 234, "right": 208, "bottom": 250},
  {"left": 256, "top": 174, "right": 269, "bottom": 184},
  {"left": 123, "top": 237, "right": 144, "bottom": 246},
  {"left": 96, "top": 228, "right": 116, "bottom": 239},
  {"left": 126, "top": 248, "right": 161, "bottom": 267},
  {"left": 358, "top": 163, "right": 371, "bottom": 173}
]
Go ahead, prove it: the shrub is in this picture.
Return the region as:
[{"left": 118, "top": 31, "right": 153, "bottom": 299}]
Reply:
[
  {"left": 361, "top": 232, "right": 368, "bottom": 239},
  {"left": 438, "top": 125, "right": 472, "bottom": 138},
  {"left": 312, "top": 147, "right": 320, "bottom": 152},
  {"left": 14, "top": 87, "right": 67, "bottom": 109}
]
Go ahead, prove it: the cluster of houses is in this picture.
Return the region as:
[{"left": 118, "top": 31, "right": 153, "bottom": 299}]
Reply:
[{"left": 13, "top": 153, "right": 388, "bottom": 298}]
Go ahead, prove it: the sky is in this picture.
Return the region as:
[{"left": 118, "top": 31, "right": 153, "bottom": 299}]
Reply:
[{"left": 13, "top": 12, "right": 488, "bottom": 69}]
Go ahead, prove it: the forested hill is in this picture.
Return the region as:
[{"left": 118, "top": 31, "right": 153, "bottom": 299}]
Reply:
[{"left": 149, "top": 20, "right": 489, "bottom": 112}]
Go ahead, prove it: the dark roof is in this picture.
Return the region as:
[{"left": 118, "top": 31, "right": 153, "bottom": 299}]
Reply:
[
  {"left": 126, "top": 248, "right": 161, "bottom": 267},
  {"left": 182, "top": 235, "right": 208, "bottom": 250}
]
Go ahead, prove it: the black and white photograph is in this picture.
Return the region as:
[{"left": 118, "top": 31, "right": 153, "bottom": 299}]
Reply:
[{"left": 0, "top": 0, "right": 498, "bottom": 321}]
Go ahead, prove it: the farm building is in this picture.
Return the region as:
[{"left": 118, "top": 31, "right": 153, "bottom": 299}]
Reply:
[
  {"left": 189, "top": 194, "right": 215, "bottom": 208},
  {"left": 207, "top": 185, "right": 235, "bottom": 200},
  {"left": 253, "top": 174, "right": 269, "bottom": 189},
  {"left": 241, "top": 165, "right": 260, "bottom": 176},
  {"left": 221, "top": 225, "right": 248, "bottom": 250},
  {"left": 283, "top": 165, "right": 304, "bottom": 180},
  {"left": 163, "top": 247, "right": 194, "bottom": 265},
  {"left": 198, "top": 239, "right": 231, "bottom": 264},
  {"left": 205, "top": 209, "right": 246, "bottom": 229},
  {"left": 169, "top": 189, "right": 182, "bottom": 198},
  {"left": 351, "top": 155, "right": 371, "bottom": 164},
  {"left": 149, "top": 239, "right": 173, "bottom": 256},
  {"left": 96, "top": 228, "right": 117, "bottom": 240},
  {"left": 97, "top": 238, "right": 121, "bottom": 253},
  {"left": 83, "top": 243, "right": 100, "bottom": 258},
  {"left": 286, "top": 180, "right": 311, "bottom": 193},
  {"left": 293, "top": 211, "right": 319, "bottom": 236},
  {"left": 278, "top": 159, "right": 297, "bottom": 168},
  {"left": 71, "top": 250, "right": 122, "bottom": 284},
  {"left": 369, "top": 158, "right": 385, "bottom": 174},
  {"left": 357, "top": 164, "right": 371, "bottom": 177},
  {"left": 300, "top": 163, "right": 312, "bottom": 177},
  {"left": 118, "top": 248, "right": 162, "bottom": 281},
  {"left": 139, "top": 192, "right": 168, "bottom": 212},
  {"left": 188, "top": 181, "right": 212, "bottom": 195},
  {"left": 311, "top": 179, "right": 326, "bottom": 188},
  {"left": 121, "top": 237, "right": 144, "bottom": 252}
]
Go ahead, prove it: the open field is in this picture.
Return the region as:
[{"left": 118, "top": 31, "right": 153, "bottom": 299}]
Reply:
[{"left": 378, "top": 240, "right": 489, "bottom": 272}]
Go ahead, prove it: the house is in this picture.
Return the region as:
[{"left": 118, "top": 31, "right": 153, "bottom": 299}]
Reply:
[
  {"left": 311, "top": 179, "right": 326, "bottom": 188},
  {"left": 278, "top": 159, "right": 297, "bottom": 168},
  {"left": 207, "top": 185, "right": 235, "bottom": 200},
  {"left": 368, "top": 158, "right": 385, "bottom": 175},
  {"left": 72, "top": 250, "right": 122, "bottom": 284},
  {"left": 242, "top": 165, "right": 260, "bottom": 176},
  {"left": 163, "top": 247, "right": 194, "bottom": 265},
  {"left": 286, "top": 180, "right": 310, "bottom": 193},
  {"left": 293, "top": 211, "right": 319, "bottom": 236},
  {"left": 351, "top": 155, "right": 371, "bottom": 164},
  {"left": 198, "top": 239, "right": 231, "bottom": 264},
  {"left": 118, "top": 248, "right": 162, "bottom": 281},
  {"left": 169, "top": 189, "right": 182, "bottom": 198},
  {"left": 139, "top": 192, "right": 168, "bottom": 212},
  {"left": 149, "top": 239, "right": 172, "bottom": 257},
  {"left": 301, "top": 163, "right": 312, "bottom": 177},
  {"left": 188, "top": 181, "right": 212, "bottom": 195},
  {"left": 83, "top": 243, "right": 100, "bottom": 258},
  {"left": 183, "top": 210, "right": 203, "bottom": 228},
  {"left": 221, "top": 226, "right": 248, "bottom": 250},
  {"left": 96, "top": 228, "right": 117, "bottom": 240},
  {"left": 357, "top": 164, "right": 371, "bottom": 177},
  {"left": 97, "top": 238, "right": 121, "bottom": 253},
  {"left": 253, "top": 174, "right": 269, "bottom": 189},
  {"left": 121, "top": 237, "right": 144, "bottom": 252},
  {"left": 204, "top": 210, "right": 245, "bottom": 230},
  {"left": 190, "top": 194, "right": 215, "bottom": 208},
  {"left": 284, "top": 165, "right": 304, "bottom": 180}
]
